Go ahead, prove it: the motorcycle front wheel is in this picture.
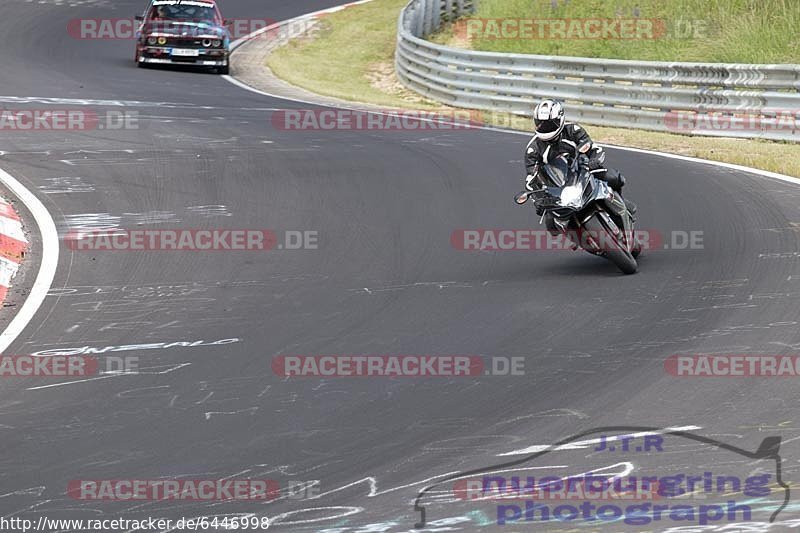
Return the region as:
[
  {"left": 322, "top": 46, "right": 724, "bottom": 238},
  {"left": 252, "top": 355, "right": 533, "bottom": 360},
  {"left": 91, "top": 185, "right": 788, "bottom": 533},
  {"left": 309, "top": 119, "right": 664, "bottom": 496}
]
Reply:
[{"left": 584, "top": 214, "right": 638, "bottom": 275}]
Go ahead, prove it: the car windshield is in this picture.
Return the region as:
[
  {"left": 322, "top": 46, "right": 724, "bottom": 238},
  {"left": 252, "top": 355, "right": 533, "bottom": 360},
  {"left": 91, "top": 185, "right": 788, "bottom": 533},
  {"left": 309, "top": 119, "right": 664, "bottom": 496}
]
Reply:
[
  {"left": 543, "top": 154, "right": 571, "bottom": 187},
  {"left": 149, "top": 4, "right": 218, "bottom": 23}
]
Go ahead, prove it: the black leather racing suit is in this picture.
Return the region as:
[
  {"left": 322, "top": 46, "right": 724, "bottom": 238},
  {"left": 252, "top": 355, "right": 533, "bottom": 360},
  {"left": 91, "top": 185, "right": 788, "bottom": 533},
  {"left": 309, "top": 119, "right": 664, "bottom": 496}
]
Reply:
[{"left": 523, "top": 122, "right": 633, "bottom": 235}]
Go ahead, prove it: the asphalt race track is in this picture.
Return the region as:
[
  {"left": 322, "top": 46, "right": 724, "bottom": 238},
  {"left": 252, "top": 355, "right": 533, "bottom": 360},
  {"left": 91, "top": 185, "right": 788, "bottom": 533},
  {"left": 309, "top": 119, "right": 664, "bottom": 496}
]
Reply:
[{"left": 1, "top": 0, "right": 800, "bottom": 531}]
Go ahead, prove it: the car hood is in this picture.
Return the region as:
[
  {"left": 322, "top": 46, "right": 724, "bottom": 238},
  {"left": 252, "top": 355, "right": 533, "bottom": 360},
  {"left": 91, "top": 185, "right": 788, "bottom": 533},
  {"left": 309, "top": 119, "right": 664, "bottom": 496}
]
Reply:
[{"left": 142, "top": 21, "right": 228, "bottom": 39}]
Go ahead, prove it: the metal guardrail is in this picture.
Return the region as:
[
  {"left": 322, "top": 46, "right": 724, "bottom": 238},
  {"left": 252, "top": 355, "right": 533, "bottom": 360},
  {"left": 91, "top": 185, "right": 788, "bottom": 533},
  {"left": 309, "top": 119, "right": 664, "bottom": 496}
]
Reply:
[{"left": 395, "top": 0, "right": 800, "bottom": 141}]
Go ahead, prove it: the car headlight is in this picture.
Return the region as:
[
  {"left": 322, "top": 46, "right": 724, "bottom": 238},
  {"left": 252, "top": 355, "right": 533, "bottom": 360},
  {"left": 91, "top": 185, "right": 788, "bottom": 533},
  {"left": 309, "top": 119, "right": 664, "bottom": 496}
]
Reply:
[
  {"left": 212, "top": 39, "right": 221, "bottom": 48},
  {"left": 559, "top": 184, "right": 583, "bottom": 208},
  {"left": 157, "top": 36, "right": 167, "bottom": 45},
  {"left": 202, "top": 38, "right": 212, "bottom": 48},
  {"left": 147, "top": 36, "right": 157, "bottom": 45}
]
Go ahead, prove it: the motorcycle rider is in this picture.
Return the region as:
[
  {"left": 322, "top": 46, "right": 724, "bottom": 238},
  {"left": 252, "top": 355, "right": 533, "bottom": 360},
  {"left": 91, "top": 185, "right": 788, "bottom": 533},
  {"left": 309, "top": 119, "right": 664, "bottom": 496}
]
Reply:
[{"left": 523, "top": 99, "right": 636, "bottom": 239}]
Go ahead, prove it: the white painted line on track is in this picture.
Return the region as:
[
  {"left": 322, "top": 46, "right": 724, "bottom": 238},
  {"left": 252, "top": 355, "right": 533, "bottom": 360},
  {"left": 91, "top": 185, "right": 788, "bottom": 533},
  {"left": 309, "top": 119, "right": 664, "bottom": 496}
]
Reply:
[{"left": 0, "top": 168, "right": 59, "bottom": 354}]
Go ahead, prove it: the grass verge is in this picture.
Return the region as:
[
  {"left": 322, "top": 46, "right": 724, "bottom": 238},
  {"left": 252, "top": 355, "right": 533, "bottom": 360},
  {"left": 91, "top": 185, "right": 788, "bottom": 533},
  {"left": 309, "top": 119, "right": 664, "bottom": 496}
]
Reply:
[
  {"left": 431, "top": 0, "right": 800, "bottom": 63},
  {"left": 266, "top": 0, "right": 800, "bottom": 178}
]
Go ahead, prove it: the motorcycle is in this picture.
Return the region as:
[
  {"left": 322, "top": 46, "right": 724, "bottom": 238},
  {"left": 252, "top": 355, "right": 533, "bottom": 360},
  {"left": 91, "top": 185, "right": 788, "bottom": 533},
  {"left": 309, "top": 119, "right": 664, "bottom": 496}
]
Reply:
[{"left": 514, "top": 147, "right": 641, "bottom": 274}]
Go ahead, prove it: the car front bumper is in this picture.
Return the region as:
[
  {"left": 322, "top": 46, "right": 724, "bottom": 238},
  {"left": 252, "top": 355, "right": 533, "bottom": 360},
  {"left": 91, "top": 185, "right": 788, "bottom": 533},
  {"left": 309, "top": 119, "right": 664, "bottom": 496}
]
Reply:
[
  {"left": 138, "top": 46, "right": 229, "bottom": 67},
  {"left": 140, "top": 57, "right": 228, "bottom": 66}
]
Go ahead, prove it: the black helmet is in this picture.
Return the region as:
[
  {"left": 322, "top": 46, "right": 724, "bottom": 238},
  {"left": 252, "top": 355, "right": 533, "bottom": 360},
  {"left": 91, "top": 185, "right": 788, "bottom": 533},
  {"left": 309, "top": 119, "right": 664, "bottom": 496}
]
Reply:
[{"left": 533, "top": 99, "right": 565, "bottom": 141}]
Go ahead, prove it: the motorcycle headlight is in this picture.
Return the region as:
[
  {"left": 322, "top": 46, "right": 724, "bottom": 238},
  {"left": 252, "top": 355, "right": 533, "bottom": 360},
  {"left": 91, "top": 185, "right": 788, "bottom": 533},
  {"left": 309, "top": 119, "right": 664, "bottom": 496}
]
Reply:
[
  {"left": 147, "top": 36, "right": 157, "bottom": 45},
  {"left": 212, "top": 39, "right": 221, "bottom": 48},
  {"left": 560, "top": 184, "right": 583, "bottom": 208},
  {"left": 157, "top": 36, "right": 167, "bottom": 45}
]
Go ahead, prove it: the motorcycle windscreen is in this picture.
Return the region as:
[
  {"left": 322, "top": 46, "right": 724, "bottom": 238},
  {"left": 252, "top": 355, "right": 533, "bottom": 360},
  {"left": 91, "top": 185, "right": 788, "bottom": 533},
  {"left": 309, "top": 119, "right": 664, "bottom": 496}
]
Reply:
[{"left": 543, "top": 155, "right": 570, "bottom": 187}]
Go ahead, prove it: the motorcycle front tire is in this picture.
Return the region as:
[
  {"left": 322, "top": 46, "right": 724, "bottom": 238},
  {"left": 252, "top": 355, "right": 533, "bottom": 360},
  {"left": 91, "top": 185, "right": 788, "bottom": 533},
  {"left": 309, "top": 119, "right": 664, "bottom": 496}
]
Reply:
[{"left": 584, "top": 214, "right": 638, "bottom": 275}]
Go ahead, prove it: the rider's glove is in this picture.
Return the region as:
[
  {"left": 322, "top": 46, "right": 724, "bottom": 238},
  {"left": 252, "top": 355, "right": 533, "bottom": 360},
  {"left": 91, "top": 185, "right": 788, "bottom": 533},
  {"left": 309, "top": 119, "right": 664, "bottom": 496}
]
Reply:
[
  {"left": 586, "top": 145, "right": 607, "bottom": 170},
  {"left": 587, "top": 156, "right": 605, "bottom": 171}
]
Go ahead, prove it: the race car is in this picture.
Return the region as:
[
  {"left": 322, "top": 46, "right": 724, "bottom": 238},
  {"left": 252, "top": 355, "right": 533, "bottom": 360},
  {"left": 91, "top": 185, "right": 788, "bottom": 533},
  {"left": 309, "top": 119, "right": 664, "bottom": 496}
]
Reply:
[{"left": 134, "top": 0, "right": 230, "bottom": 74}]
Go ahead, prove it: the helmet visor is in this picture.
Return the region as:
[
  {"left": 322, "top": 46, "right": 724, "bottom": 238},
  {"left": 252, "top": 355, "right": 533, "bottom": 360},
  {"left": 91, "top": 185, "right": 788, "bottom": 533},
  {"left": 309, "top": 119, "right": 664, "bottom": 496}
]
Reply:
[{"left": 535, "top": 118, "right": 561, "bottom": 134}]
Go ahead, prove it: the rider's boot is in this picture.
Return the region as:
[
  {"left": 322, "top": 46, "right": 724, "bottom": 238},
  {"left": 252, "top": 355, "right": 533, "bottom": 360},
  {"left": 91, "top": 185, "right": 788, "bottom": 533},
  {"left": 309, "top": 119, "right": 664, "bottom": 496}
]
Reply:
[{"left": 601, "top": 169, "right": 637, "bottom": 220}]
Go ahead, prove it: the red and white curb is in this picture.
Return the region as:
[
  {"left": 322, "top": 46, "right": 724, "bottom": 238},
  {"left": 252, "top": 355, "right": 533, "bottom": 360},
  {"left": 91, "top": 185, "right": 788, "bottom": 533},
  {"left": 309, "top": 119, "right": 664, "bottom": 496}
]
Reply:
[
  {"left": 0, "top": 168, "right": 59, "bottom": 354},
  {"left": 0, "top": 197, "right": 27, "bottom": 304}
]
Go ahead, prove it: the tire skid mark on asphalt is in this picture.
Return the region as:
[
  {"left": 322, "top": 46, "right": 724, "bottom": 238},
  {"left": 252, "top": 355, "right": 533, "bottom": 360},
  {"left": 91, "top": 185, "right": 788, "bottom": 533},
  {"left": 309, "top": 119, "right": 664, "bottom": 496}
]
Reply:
[
  {"left": 32, "top": 280, "right": 249, "bottom": 340},
  {"left": 57, "top": 205, "right": 233, "bottom": 238},
  {"left": 38, "top": 176, "right": 95, "bottom": 195},
  {"left": 204, "top": 406, "right": 259, "bottom": 420}
]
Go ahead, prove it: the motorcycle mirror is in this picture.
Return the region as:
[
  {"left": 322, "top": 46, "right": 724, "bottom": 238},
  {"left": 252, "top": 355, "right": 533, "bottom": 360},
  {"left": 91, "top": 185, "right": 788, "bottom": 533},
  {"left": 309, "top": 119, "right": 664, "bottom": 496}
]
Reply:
[{"left": 514, "top": 191, "right": 531, "bottom": 205}]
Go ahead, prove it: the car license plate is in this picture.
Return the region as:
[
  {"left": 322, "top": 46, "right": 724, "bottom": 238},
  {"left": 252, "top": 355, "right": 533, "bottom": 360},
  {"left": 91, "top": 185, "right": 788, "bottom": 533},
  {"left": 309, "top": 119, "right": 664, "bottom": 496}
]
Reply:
[{"left": 172, "top": 49, "right": 199, "bottom": 57}]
